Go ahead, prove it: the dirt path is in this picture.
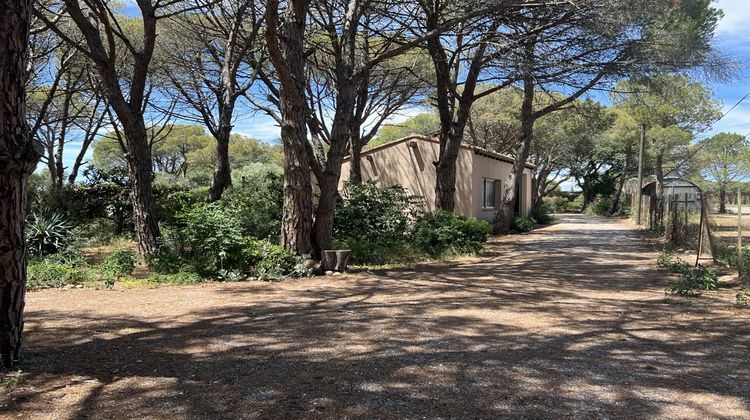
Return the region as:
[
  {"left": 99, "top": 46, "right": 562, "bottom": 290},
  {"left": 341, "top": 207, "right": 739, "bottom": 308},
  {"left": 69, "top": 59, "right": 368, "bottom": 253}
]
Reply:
[{"left": 2, "top": 215, "right": 749, "bottom": 419}]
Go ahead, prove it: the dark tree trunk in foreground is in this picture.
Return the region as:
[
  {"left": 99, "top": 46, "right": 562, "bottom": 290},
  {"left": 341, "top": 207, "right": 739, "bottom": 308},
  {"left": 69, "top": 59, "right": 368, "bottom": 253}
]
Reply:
[
  {"left": 719, "top": 185, "right": 727, "bottom": 214},
  {"left": 0, "top": 0, "right": 40, "bottom": 369},
  {"left": 266, "top": 0, "right": 313, "bottom": 255}
]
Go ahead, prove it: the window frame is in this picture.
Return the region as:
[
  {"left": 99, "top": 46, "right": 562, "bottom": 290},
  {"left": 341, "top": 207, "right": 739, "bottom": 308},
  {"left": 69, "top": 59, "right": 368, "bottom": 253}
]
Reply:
[{"left": 482, "top": 178, "right": 496, "bottom": 209}]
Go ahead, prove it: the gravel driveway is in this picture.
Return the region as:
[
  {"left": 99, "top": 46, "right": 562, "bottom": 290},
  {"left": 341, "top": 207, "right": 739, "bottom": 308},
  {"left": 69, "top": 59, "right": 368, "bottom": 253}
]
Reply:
[{"left": 2, "top": 214, "right": 749, "bottom": 419}]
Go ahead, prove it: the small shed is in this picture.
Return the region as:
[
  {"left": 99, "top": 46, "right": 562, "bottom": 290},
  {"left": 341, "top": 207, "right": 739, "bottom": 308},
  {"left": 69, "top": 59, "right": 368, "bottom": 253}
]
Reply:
[{"left": 625, "top": 178, "right": 702, "bottom": 228}]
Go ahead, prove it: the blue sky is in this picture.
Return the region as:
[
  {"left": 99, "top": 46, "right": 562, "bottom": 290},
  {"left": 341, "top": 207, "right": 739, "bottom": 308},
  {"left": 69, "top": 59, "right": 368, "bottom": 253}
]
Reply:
[{"left": 60, "top": 0, "right": 750, "bottom": 175}]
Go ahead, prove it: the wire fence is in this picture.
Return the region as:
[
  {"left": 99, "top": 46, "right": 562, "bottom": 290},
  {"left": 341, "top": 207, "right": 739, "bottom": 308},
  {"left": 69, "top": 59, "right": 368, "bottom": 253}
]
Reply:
[{"left": 634, "top": 190, "right": 750, "bottom": 272}]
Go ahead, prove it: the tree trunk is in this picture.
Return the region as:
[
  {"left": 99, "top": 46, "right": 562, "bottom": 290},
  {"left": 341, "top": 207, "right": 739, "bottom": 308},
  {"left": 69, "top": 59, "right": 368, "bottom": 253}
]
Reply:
[
  {"left": 208, "top": 124, "right": 232, "bottom": 202},
  {"left": 495, "top": 69, "right": 535, "bottom": 233},
  {"left": 266, "top": 0, "right": 313, "bottom": 255},
  {"left": 434, "top": 130, "right": 463, "bottom": 211},
  {"left": 122, "top": 118, "right": 161, "bottom": 256},
  {"left": 719, "top": 185, "right": 727, "bottom": 213},
  {"left": 349, "top": 135, "right": 364, "bottom": 185},
  {"left": 0, "top": 0, "right": 39, "bottom": 369}
]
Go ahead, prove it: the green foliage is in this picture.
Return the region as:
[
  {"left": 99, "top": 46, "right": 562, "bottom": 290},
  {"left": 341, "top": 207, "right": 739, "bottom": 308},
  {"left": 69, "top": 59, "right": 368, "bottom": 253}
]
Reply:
[
  {"left": 146, "top": 272, "right": 201, "bottom": 286},
  {"left": 224, "top": 163, "right": 284, "bottom": 240},
  {"left": 530, "top": 202, "right": 556, "bottom": 225},
  {"left": 717, "top": 246, "right": 750, "bottom": 275},
  {"left": 657, "top": 251, "right": 692, "bottom": 273},
  {"left": 26, "top": 211, "right": 75, "bottom": 256},
  {"left": 585, "top": 195, "right": 614, "bottom": 216},
  {"left": 511, "top": 216, "right": 537, "bottom": 232},
  {"left": 666, "top": 265, "right": 718, "bottom": 297},
  {"left": 175, "top": 202, "right": 245, "bottom": 275},
  {"left": 102, "top": 250, "right": 136, "bottom": 277},
  {"left": 659, "top": 251, "right": 718, "bottom": 297},
  {"left": 239, "top": 238, "right": 298, "bottom": 278},
  {"left": 736, "top": 287, "right": 750, "bottom": 307},
  {"left": 27, "top": 255, "right": 91, "bottom": 290},
  {"left": 413, "top": 211, "right": 493, "bottom": 258},
  {"left": 334, "top": 182, "right": 423, "bottom": 261},
  {"left": 542, "top": 196, "right": 570, "bottom": 214}
]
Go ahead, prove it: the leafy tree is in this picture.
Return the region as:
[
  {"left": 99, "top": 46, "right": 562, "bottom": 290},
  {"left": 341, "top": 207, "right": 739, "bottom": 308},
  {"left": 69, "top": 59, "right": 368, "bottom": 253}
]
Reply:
[
  {"left": 697, "top": 132, "right": 750, "bottom": 213},
  {"left": 612, "top": 74, "right": 722, "bottom": 225}
]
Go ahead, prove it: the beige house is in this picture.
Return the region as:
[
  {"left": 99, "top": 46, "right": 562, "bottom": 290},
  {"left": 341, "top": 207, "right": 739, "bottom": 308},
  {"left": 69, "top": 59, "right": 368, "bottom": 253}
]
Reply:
[{"left": 339, "top": 135, "right": 535, "bottom": 222}]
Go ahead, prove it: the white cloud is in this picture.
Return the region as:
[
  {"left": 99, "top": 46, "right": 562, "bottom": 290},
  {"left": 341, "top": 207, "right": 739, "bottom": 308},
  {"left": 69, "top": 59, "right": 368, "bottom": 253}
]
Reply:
[{"left": 715, "top": 0, "right": 750, "bottom": 36}]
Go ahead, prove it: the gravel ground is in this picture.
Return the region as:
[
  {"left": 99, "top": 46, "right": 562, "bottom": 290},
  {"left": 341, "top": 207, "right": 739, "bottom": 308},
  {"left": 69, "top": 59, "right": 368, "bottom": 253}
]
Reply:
[{"left": 1, "top": 214, "right": 748, "bottom": 419}]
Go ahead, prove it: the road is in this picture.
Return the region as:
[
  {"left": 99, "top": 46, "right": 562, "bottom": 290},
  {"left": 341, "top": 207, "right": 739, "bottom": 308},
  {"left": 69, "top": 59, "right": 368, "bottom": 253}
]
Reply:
[{"left": 2, "top": 214, "right": 749, "bottom": 418}]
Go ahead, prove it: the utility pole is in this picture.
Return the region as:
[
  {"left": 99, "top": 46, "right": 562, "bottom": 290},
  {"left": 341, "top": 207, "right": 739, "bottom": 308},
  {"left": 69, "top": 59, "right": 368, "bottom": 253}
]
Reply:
[
  {"left": 738, "top": 189, "right": 743, "bottom": 276},
  {"left": 635, "top": 124, "right": 647, "bottom": 226}
]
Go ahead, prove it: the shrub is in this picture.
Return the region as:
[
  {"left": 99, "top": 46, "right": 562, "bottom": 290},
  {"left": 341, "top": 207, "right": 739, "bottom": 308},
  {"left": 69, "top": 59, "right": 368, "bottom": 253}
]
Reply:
[
  {"left": 26, "top": 211, "right": 75, "bottom": 256},
  {"left": 530, "top": 201, "right": 556, "bottom": 225},
  {"left": 147, "top": 246, "right": 184, "bottom": 274},
  {"left": 657, "top": 251, "right": 691, "bottom": 274},
  {"left": 27, "top": 256, "right": 91, "bottom": 290},
  {"left": 146, "top": 272, "right": 201, "bottom": 286},
  {"left": 102, "top": 250, "right": 137, "bottom": 277},
  {"left": 412, "top": 211, "right": 492, "bottom": 258},
  {"left": 543, "top": 196, "right": 570, "bottom": 214},
  {"left": 585, "top": 195, "right": 614, "bottom": 216},
  {"left": 222, "top": 163, "right": 283, "bottom": 239},
  {"left": 511, "top": 216, "right": 537, "bottom": 232},
  {"left": 176, "top": 202, "right": 245, "bottom": 275},
  {"left": 240, "top": 238, "right": 298, "bottom": 277},
  {"left": 665, "top": 265, "right": 718, "bottom": 297},
  {"left": 335, "top": 182, "right": 423, "bottom": 261}
]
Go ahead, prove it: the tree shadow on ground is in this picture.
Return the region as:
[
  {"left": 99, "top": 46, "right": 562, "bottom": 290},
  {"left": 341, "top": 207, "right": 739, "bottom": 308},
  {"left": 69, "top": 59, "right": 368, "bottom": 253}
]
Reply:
[{"left": 3, "top": 215, "right": 749, "bottom": 418}]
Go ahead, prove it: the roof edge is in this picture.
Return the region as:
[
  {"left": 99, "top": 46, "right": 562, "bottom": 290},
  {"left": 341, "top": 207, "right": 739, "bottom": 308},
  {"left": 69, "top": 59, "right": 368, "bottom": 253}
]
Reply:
[{"left": 346, "top": 134, "right": 536, "bottom": 170}]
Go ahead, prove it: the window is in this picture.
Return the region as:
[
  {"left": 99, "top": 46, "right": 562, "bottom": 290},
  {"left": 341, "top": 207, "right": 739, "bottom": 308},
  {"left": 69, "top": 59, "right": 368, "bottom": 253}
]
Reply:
[{"left": 483, "top": 179, "right": 496, "bottom": 209}]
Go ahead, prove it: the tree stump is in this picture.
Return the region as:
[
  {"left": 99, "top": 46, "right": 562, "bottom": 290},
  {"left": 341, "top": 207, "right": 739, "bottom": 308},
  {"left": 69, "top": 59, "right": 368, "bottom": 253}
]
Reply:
[{"left": 322, "top": 249, "right": 352, "bottom": 272}]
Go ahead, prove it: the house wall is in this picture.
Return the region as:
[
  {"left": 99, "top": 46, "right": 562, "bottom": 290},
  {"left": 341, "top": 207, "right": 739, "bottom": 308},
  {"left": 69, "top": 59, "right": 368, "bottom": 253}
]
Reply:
[
  {"left": 339, "top": 138, "right": 474, "bottom": 216},
  {"left": 471, "top": 153, "right": 531, "bottom": 221}
]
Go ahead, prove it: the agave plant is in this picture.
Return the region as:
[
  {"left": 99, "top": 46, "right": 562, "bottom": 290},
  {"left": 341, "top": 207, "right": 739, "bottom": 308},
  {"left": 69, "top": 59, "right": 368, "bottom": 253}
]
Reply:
[{"left": 26, "top": 211, "right": 75, "bottom": 256}]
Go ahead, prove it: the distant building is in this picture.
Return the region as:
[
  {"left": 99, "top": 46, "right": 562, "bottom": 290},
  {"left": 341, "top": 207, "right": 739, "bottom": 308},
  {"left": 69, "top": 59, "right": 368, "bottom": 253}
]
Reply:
[
  {"left": 339, "top": 135, "right": 535, "bottom": 222},
  {"left": 624, "top": 178, "right": 702, "bottom": 227}
]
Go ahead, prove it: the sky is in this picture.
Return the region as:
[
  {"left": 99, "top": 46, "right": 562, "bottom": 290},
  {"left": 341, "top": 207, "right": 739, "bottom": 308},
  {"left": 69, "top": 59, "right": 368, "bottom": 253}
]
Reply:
[{"left": 59, "top": 0, "right": 750, "bottom": 176}]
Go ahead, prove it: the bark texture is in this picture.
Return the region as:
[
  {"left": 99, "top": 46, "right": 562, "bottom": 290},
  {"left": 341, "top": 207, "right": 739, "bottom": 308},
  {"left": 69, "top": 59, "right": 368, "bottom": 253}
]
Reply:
[
  {"left": 0, "top": 0, "right": 39, "bottom": 369},
  {"left": 266, "top": 0, "right": 313, "bottom": 255}
]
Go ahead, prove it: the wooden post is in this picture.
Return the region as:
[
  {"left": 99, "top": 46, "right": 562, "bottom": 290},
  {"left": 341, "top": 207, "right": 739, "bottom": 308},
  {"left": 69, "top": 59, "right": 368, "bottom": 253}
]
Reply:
[
  {"left": 738, "top": 190, "right": 743, "bottom": 276},
  {"left": 635, "top": 124, "right": 646, "bottom": 226}
]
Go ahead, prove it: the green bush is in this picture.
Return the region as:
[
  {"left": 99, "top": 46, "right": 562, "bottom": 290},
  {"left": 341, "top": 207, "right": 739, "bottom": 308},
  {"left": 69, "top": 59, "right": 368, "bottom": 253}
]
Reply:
[
  {"left": 530, "top": 201, "right": 556, "bottom": 225},
  {"left": 412, "top": 211, "right": 492, "bottom": 258},
  {"left": 666, "top": 265, "right": 718, "bottom": 297},
  {"left": 102, "top": 250, "right": 136, "bottom": 277},
  {"left": 146, "top": 272, "right": 201, "bottom": 285},
  {"left": 26, "top": 211, "right": 75, "bottom": 256},
  {"left": 222, "top": 163, "right": 284, "bottom": 240},
  {"left": 335, "top": 182, "right": 423, "bottom": 261},
  {"left": 176, "top": 202, "right": 245, "bottom": 275},
  {"left": 719, "top": 246, "right": 750, "bottom": 274},
  {"left": 543, "top": 196, "right": 570, "bottom": 214},
  {"left": 27, "top": 256, "right": 91, "bottom": 290},
  {"left": 657, "top": 251, "right": 692, "bottom": 274},
  {"left": 240, "top": 238, "right": 298, "bottom": 278},
  {"left": 511, "top": 216, "right": 537, "bottom": 232},
  {"left": 585, "top": 195, "right": 613, "bottom": 216}
]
